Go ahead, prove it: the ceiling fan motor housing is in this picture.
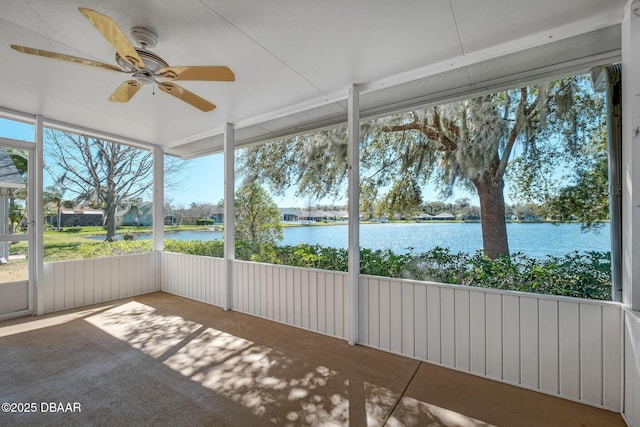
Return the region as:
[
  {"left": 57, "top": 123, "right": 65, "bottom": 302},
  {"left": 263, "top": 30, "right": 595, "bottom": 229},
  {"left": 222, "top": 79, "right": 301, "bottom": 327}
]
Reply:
[
  {"left": 130, "top": 27, "right": 158, "bottom": 49},
  {"left": 116, "top": 48, "right": 169, "bottom": 75}
]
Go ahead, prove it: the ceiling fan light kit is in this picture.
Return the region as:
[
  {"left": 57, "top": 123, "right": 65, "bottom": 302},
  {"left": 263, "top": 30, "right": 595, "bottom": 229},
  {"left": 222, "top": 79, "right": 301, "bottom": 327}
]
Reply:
[{"left": 10, "top": 7, "right": 234, "bottom": 112}]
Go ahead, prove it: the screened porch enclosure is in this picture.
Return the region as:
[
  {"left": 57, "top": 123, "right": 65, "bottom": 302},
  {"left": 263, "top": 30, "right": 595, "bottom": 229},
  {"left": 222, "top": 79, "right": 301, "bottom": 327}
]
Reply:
[
  {"left": 1, "top": 0, "right": 640, "bottom": 426},
  {"left": 0, "top": 292, "right": 627, "bottom": 426}
]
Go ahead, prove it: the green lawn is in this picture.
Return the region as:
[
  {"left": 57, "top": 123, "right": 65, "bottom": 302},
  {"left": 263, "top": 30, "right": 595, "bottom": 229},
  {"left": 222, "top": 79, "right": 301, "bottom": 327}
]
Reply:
[{"left": 9, "top": 225, "right": 214, "bottom": 261}]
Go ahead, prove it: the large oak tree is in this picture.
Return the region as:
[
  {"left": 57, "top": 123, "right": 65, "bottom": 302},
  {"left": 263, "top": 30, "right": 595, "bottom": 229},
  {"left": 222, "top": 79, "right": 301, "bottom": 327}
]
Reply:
[{"left": 240, "top": 75, "right": 604, "bottom": 259}]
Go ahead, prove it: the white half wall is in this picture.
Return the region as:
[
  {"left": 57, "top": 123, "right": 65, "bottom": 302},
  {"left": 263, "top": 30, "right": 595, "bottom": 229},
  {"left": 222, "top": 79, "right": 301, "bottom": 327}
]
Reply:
[
  {"left": 625, "top": 309, "right": 640, "bottom": 426},
  {"left": 358, "top": 275, "right": 623, "bottom": 411},
  {"left": 42, "top": 253, "right": 160, "bottom": 313},
  {"left": 161, "top": 252, "right": 225, "bottom": 307},
  {"left": 233, "top": 260, "right": 349, "bottom": 340},
  {"left": 158, "top": 254, "right": 623, "bottom": 412}
]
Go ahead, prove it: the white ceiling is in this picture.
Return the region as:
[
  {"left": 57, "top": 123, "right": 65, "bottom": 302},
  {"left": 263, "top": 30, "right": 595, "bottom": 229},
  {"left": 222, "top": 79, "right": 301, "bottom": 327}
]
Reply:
[{"left": 0, "top": 0, "right": 626, "bottom": 158}]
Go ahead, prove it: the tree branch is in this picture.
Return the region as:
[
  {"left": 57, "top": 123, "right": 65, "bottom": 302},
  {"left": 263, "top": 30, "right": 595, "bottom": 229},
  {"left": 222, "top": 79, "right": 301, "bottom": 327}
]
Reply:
[
  {"left": 380, "top": 110, "right": 459, "bottom": 152},
  {"left": 496, "top": 87, "right": 529, "bottom": 179}
]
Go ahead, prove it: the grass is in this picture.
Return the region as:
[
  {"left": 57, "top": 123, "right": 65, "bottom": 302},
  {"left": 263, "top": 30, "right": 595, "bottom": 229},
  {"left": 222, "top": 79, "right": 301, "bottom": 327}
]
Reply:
[
  {"left": 40, "top": 225, "right": 213, "bottom": 261},
  {"left": 0, "top": 259, "right": 28, "bottom": 282}
]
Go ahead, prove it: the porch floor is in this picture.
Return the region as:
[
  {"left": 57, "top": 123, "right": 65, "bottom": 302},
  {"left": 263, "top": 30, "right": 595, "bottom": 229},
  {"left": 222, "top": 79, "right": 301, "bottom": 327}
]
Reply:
[{"left": 0, "top": 292, "right": 625, "bottom": 426}]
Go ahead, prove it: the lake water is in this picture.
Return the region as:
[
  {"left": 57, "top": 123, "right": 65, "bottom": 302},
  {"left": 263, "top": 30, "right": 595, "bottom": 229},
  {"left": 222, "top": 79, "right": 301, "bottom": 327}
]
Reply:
[{"left": 149, "top": 222, "right": 610, "bottom": 258}]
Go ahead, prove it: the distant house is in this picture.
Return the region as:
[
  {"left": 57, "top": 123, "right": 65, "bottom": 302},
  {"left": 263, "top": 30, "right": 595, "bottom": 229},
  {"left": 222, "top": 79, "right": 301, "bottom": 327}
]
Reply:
[
  {"left": 280, "top": 208, "right": 300, "bottom": 222},
  {"left": 280, "top": 208, "right": 348, "bottom": 223},
  {"left": 58, "top": 206, "right": 104, "bottom": 227},
  {"left": 118, "top": 202, "right": 153, "bottom": 226},
  {"left": 210, "top": 207, "right": 224, "bottom": 224},
  {"left": 432, "top": 212, "right": 455, "bottom": 220},
  {"left": 179, "top": 206, "right": 224, "bottom": 225},
  {"left": 164, "top": 215, "right": 179, "bottom": 226},
  {"left": 298, "top": 209, "right": 326, "bottom": 222},
  {"left": 326, "top": 210, "right": 348, "bottom": 221},
  {"left": 413, "top": 213, "right": 434, "bottom": 221}
]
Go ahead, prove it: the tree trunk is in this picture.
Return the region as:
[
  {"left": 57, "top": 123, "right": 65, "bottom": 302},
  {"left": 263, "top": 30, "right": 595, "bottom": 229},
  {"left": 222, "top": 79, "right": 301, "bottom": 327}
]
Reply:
[
  {"left": 56, "top": 202, "right": 62, "bottom": 231},
  {"left": 105, "top": 205, "right": 116, "bottom": 242},
  {"left": 473, "top": 170, "right": 510, "bottom": 259}
]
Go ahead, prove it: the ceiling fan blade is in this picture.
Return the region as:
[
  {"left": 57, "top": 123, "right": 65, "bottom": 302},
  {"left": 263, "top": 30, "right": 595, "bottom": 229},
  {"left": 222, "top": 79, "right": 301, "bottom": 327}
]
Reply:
[
  {"left": 157, "top": 82, "right": 216, "bottom": 112},
  {"left": 158, "top": 66, "right": 235, "bottom": 81},
  {"left": 108, "top": 80, "right": 142, "bottom": 102},
  {"left": 79, "top": 7, "right": 144, "bottom": 69},
  {"left": 10, "top": 45, "right": 124, "bottom": 73}
]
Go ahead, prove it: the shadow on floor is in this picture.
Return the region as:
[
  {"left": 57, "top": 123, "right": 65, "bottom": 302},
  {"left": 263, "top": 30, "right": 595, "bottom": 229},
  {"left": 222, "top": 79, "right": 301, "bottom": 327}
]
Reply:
[{"left": 0, "top": 292, "right": 626, "bottom": 426}]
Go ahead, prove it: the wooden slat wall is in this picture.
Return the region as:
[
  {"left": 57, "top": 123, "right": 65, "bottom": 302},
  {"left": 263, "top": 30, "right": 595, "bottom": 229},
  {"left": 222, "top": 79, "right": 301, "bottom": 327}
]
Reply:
[
  {"left": 625, "top": 309, "right": 640, "bottom": 427},
  {"left": 232, "top": 260, "right": 348, "bottom": 340},
  {"left": 42, "top": 253, "right": 160, "bottom": 313},
  {"left": 158, "top": 255, "right": 627, "bottom": 412},
  {"left": 358, "top": 275, "right": 623, "bottom": 410},
  {"left": 160, "top": 252, "right": 224, "bottom": 307}
]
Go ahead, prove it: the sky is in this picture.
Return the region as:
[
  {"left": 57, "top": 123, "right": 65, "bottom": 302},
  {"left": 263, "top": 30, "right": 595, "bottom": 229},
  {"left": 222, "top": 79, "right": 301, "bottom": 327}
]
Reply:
[
  {"left": 166, "top": 151, "right": 483, "bottom": 209},
  {"left": 1, "top": 116, "right": 489, "bottom": 209}
]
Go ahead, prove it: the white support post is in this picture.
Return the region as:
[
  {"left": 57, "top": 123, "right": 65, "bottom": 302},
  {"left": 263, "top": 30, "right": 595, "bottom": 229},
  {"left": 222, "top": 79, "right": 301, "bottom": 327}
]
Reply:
[
  {"left": 223, "top": 123, "right": 235, "bottom": 311},
  {"left": 34, "top": 115, "right": 44, "bottom": 315},
  {"left": 347, "top": 84, "right": 360, "bottom": 345},
  {"left": 152, "top": 147, "right": 164, "bottom": 253},
  {"left": 622, "top": 0, "right": 640, "bottom": 310}
]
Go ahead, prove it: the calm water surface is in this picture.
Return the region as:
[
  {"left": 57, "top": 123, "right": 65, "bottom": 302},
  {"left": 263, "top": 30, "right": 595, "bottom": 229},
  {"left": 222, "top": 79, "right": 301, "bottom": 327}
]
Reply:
[{"left": 154, "top": 222, "right": 610, "bottom": 258}]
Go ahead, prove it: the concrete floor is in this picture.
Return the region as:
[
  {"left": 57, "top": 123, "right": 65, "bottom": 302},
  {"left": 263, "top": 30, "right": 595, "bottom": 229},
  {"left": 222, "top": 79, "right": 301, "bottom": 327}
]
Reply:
[{"left": 0, "top": 292, "right": 626, "bottom": 426}]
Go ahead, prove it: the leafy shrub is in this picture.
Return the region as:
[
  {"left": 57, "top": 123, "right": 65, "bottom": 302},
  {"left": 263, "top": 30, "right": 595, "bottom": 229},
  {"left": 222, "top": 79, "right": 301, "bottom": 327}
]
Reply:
[
  {"left": 79, "top": 240, "right": 152, "bottom": 257},
  {"left": 399, "top": 246, "right": 468, "bottom": 283},
  {"left": 78, "top": 237, "right": 612, "bottom": 300},
  {"left": 361, "top": 248, "right": 412, "bottom": 277},
  {"left": 164, "top": 239, "right": 224, "bottom": 257},
  {"left": 239, "top": 243, "right": 612, "bottom": 300},
  {"left": 404, "top": 249, "right": 611, "bottom": 300},
  {"left": 196, "top": 219, "right": 215, "bottom": 225}
]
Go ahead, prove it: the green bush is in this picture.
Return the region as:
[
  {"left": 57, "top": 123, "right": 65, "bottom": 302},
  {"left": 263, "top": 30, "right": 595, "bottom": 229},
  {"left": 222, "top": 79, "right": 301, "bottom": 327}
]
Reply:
[
  {"left": 164, "top": 239, "right": 224, "bottom": 257},
  {"left": 238, "top": 243, "right": 612, "bottom": 300},
  {"left": 196, "top": 219, "right": 215, "bottom": 225},
  {"left": 403, "top": 249, "right": 611, "bottom": 300},
  {"left": 77, "top": 238, "right": 612, "bottom": 300},
  {"left": 79, "top": 240, "right": 152, "bottom": 258}
]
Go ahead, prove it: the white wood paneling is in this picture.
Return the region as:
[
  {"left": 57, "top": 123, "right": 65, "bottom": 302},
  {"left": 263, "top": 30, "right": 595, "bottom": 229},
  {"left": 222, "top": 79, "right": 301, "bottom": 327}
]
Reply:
[
  {"left": 161, "top": 252, "right": 224, "bottom": 307},
  {"left": 469, "top": 290, "right": 486, "bottom": 376},
  {"left": 520, "top": 297, "right": 539, "bottom": 390},
  {"left": 414, "top": 285, "right": 427, "bottom": 360},
  {"left": 401, "top": 282, "right": 415, "bottom": 357},
  {"left": 368, "top": 277, "right": 380, "bottom": 348},
  {"left": 485, "top": 292, "right": 503, "bottom": 379},
  {"left": 427, "top": 285, "right": 441, "bottom": 363},
  {"left": 230, "top": 260, "right": 348, "bottom": 340},
  {"left": 379, "top": 280, "right": 391, "bottom": 351},
  {"left": 157, "top": 257, "right": 624, "bottom": 412},
  {"left": 559, "top": 301, "right": 581, "bottom": 400},
  {"left": 603, "top": 305, "right": 622, "bottom": 410},
  {"left": 538, "top": 298, "right": 559, "bottom": 395},
  {"left": 357, "top": 275, "right": 622, "bottom": 411},
  {"left": 42, "top": 253, "right": 160, "bottom": 313},
  {"left": 390, "top": 280, "right": 403, "bottom": 354},
  {"left": 625, "top": 310, "right": 640, "bottom": 427},
  {"left": 440, "top": 287, "right": 455, "bottom": 367},
  {"left": 502, "top": 295, "right": 520, "bottom": 384},
  {"left": 454, "top": 289, "right": 470, "bottom": 371},
  {"left": 580, "top": 304, "right": 603, "bottom": 405}
]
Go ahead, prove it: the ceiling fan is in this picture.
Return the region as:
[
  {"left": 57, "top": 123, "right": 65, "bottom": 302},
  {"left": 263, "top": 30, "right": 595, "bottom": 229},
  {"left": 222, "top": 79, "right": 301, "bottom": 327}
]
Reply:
[{"left": 10, "top": 7, "right": 234, "bottom": 112}]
